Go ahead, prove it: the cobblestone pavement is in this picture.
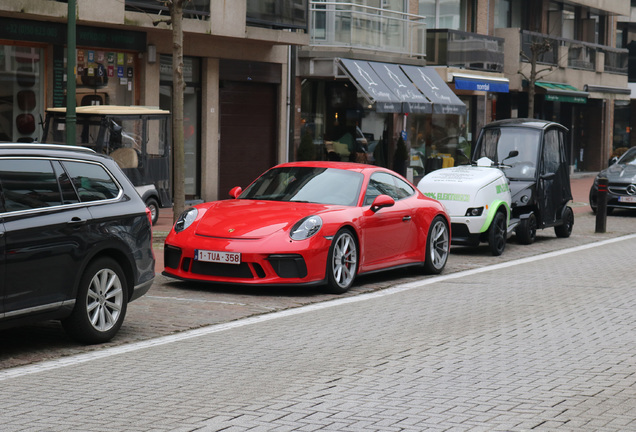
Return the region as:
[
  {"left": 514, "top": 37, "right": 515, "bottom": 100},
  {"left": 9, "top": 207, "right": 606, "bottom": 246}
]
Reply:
[{"left": 1, "top": 220, "right": 635, "bottom": 430}]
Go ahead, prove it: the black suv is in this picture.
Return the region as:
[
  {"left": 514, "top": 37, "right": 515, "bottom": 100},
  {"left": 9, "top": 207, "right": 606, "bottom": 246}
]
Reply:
[{"left": 0, "top": 144, "right": 155, "bottom": 343}]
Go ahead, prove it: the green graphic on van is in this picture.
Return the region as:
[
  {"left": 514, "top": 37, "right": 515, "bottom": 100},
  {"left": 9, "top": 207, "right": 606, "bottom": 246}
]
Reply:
[{"left": 423, "top": 192, "right": 470, "bottom": 202}]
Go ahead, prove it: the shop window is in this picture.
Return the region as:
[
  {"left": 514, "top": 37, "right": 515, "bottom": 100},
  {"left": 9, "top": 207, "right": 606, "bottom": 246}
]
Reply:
[
  {"left": 75, "top": 49, "right": 137, "bottom": 106},
  {"left": 0, "top": 45, "right": 45, "bottom": 143}
]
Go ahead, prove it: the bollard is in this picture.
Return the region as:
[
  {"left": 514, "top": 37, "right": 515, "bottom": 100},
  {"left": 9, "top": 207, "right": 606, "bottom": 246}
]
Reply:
[{"left": 595, "top": 177, "right": 608, "bottom": 233}]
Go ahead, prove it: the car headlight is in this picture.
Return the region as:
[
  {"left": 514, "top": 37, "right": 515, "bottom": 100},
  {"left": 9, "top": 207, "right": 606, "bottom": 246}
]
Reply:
[
  {"left": 290, "top": 215, "right": 323, "bottom": 240},
  {"left": 174, "top": 208, "right": 198, "bottom": 233},
  {"left": 465, "top": 207, "right": 484, "bottom": 216}
]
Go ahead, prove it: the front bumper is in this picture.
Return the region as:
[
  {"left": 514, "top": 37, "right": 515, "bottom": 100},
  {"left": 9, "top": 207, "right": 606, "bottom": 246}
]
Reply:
[{"left": 163, "top": 234, "right": 331, "bottom": 286}]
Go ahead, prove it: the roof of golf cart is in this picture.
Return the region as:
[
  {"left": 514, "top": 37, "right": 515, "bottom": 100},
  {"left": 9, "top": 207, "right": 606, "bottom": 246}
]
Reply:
[
  {"left": 46, "top": 106, "right": 170, "bottom": 116},
  {"left": 483, "top": 118, "right": 568, "bottom": 132}
]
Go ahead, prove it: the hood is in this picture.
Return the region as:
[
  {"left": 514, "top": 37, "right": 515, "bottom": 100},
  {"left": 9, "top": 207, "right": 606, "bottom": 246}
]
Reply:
[
  {"left": 602, "top": 163, "right": 636, "bottom": 183},
  {"left": 194, "top": 199, "right": 330, "bottom": 238}
]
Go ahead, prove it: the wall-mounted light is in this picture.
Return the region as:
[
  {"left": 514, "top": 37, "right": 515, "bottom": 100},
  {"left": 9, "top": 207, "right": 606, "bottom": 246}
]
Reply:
[{"left": 147, "top": 44, "right": 157, "bottom": 64}]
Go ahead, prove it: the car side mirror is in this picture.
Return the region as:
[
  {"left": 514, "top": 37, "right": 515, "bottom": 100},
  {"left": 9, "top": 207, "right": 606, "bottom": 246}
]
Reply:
[
  {"left": 229, "top": 186, "right": 242, "bottom": 199},
  {"left": 371, "top": 194, "right": 395, "bottom": 212},
  {"left": 608, "top": 156, "right": 618, "bottom": 166}
]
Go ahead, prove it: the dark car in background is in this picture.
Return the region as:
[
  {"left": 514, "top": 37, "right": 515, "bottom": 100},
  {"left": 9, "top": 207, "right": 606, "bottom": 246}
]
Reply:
[
  {"left": 589, "top": 146, "right": 636, "bottom": 214},
  {"left": 0, "top": 144, "right": 155, "bottom": 344}
]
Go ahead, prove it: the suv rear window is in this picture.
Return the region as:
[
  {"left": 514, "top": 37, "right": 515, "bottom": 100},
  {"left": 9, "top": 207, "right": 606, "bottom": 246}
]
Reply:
[{"left": 0, "top": 158, "right": 120, "bottom": 212}]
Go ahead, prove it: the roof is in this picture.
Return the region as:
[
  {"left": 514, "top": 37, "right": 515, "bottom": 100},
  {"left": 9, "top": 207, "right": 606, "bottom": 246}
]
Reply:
[
  {"left": 46, "top": 106, "right": 170, "bottom": 116},
  {"left": 482, "top": 118, "right": 568, "bottom": 132},
  {"left": 0, "top": 143, "right": 95, "bottom": 154}
]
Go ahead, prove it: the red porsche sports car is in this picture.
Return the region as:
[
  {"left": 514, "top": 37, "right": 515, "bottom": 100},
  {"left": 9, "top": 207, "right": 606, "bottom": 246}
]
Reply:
[{"left": 163, "top": 161, "right": 450, "bottom": 293}]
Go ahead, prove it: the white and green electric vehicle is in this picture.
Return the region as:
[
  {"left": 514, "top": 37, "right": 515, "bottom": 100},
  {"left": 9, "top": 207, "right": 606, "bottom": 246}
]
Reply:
[{"left": 417, "top": 156, "right": 517, "bottom": 256}]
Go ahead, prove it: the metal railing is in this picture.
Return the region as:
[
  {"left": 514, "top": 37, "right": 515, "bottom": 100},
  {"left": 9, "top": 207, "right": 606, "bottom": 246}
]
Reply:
[
  {"left": 426, "top": 29, "right": 504, "bottom": 72},
  {"left": 309, "top": 1, "right": 426, "bottom": 57},
  {"left": 520, "top": 30, "right": 627, "bottom": 75}
]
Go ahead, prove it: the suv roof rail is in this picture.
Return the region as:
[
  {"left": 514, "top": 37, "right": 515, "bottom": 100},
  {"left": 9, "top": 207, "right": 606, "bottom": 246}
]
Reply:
[{"left": 0, "top": 143, "right": 96, "bottom": 153}]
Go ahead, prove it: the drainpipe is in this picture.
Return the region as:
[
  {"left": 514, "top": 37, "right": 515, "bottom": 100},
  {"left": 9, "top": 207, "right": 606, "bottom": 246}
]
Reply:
[{"left": 66, "top": 0, "right": 77, "bottom": 146}]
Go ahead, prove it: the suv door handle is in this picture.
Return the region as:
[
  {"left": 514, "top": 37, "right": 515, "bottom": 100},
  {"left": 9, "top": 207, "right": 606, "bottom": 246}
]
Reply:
[
  {"left": 68, "top": 216, "right": 87, "bottom": 226},
  {"left": 402, "top": 215, "right": 412, "bottom": 222}
]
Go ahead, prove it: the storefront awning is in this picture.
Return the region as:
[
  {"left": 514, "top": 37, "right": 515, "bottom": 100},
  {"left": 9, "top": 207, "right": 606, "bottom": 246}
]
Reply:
[
  {"left": 535, "top": 81, "right": 588, "bottom": 104},
  {"left": 401, "top": 65, "right": 467, "bottom": 115},
  {"left": 338, "top": 58, "right": 403, "bottom": 113},
  {"left": 367, "top": 62, "right": 431, "bottom": 114},
  {"left": 453, "top": 72, "right": 509, "bottom": 93}
]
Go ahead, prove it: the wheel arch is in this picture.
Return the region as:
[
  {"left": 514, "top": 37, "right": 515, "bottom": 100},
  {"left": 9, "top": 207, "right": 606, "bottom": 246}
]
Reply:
[{"left": 73, "top": 244, "right": 136, "bottom": 301}]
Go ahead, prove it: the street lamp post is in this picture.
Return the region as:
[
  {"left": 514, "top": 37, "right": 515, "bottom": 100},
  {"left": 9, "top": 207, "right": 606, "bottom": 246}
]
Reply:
[{"left": 66, "top": 0, "right": 77, "bottom": 146}]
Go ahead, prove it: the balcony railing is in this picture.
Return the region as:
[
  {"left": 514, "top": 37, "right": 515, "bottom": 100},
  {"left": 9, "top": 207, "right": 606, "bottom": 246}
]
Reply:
[
  {"left": 426, "top": 29, "right": 504, "bottom": 72},
  {"left": 126, "top": 0, "right": 210, "bottom": 19},
  {"left": 309, "top": 1, "right": 426, "bottom": 57},
  {"left": 521, "top": 30, "right": 627, "bottom": 75}
]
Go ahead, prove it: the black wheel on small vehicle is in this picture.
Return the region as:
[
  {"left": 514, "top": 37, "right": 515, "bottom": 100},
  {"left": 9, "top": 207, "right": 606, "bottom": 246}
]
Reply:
[
  {"left": 145, "top": 197, "right": 159, "bottom": 225},
  {"left": 62, "top": 257, "right": 128, "bottom": 344},
  {"left": 325, "top": 229, "right": 358, "bottom": 294},
  {"left": 423, "top": 216, "right": 449, "bottom": 274},
  {"left": 555, "top": 206, "right": 574, "bottom": 238},
  {"left": 516, "top": 212, "right": 537, "bottom": 245},
  {"left": 488, "top": 211, "right": 507, "bottom": 256}
]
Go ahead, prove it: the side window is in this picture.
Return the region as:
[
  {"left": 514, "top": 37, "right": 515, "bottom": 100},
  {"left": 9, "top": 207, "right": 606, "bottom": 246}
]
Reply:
[
  {"left": 394, "top": 176, "right": 415, "bottom": 199},
  {"left": 364, "top": 172, "right": 413, "bottom": 205},
  {"left": 61, "top": 161, "right": 120, "bottom": 202},
  {"left": 52, "top": 161, "right": 80, "bottom": 205},
  {"left": 542, "top": 129, "right": 561, "bottom": 174},
  {"left": 0, "top": 159, "right": 63, "bottom": 211}
]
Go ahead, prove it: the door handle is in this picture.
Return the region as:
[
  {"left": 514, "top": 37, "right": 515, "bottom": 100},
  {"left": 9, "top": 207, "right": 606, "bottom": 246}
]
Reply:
[
  {"left": 402, "top": 215, "right": 412, "bottom": 222},
  {"left": 68, "top": 216, "right": 87, "bottom": 226}
]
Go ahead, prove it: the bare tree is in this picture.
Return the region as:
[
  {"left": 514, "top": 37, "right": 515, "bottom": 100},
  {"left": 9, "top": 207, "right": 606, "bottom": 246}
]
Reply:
[
  {"left": 518, "top": 37, "right": 554, "bottom": 118},
  {"left": 154, "top": 0, "right": 188, "bottom": 222}
]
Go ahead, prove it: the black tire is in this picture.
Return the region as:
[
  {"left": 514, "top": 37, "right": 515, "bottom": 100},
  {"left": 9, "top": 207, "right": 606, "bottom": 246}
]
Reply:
[
  {"left": 423, "top": 216, "right": 449, "bottom": 274},
  {"left": 555, "top": 206, "right": 574, "bottom": 238},
  {"left": 488, "top": 211, "right": 507, "bottom": 256},
  {"left": 146, "top": 198, "right": 160, "bottom": 225},
  {"left": 516, "top": 212, "right": 537, "bottom": 245},
  {"left": 324, "top": 229, "right": 358, "bottom": 294},
  {"left": 62, "top": 257, "right": 128, "bottom": 344}
]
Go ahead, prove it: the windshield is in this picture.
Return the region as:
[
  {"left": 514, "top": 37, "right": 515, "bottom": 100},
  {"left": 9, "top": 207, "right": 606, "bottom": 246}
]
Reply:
[
  {"left": 475, "top": 127, "right": 541, "bottom": 180},
  {"left": 240, "top": 167, "right": 364, "bottom": 206},
  {"left": 618, "top": 147, "right": 636, "bottom": 165}
]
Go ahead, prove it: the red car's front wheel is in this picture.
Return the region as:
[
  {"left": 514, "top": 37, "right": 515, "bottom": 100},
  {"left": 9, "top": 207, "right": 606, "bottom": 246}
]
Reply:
[{"left": 325, "top": 229, "right": 358, "bottom": 294}]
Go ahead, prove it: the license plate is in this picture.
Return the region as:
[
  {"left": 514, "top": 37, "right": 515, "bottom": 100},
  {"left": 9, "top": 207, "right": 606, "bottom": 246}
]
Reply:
[
  {"left": 618, "top": 196, "right": 636, "bottom": 203},
  {"left": 195, "top": 249, "right": 241, "bottom": 265}
]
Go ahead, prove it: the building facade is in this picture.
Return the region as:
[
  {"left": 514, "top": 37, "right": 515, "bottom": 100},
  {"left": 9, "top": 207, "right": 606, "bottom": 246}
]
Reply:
[{"left": 0, "top": 0, "right": 308, "bottom": 202}]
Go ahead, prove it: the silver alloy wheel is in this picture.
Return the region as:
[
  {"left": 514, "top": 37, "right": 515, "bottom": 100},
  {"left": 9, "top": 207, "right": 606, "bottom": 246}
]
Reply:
[
  {"left": 87, "top": 268, "right": 124, "bottom": 332},
  {"left": 331, "top": 231, "right": 357, "bottom": 289},
  {"left": 428, "top": 218, "right": 449, "bottom": 271}
]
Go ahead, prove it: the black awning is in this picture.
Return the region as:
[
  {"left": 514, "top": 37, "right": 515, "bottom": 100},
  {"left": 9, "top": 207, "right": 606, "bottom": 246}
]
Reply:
[
  {"left": 401, "top": 66, "right": 467, "bottom": 115},
  {"left": 338, "top": 58, "right": 403, "bottom": 113},
  {"left": 368, "top": 61, "right": 431, "bottom": 114}
]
